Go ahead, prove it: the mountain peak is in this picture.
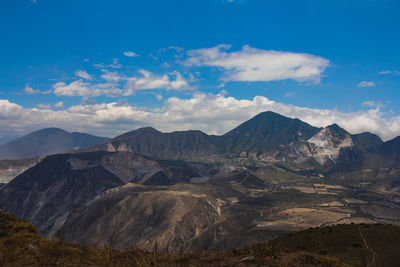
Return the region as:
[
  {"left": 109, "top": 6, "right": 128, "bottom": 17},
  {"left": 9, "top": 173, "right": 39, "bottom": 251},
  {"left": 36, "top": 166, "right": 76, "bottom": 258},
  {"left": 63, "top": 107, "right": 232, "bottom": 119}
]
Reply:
[
  {"left": 115, "top": 127, "right": 161, "bottom": 139},
  {"left": 325, "top": 123, "right": 348, "bottom": 134},
  {"left": 133, "top": 127, "right": 161, "bottom": 134},
  {"left": 222, "top": 111, "right": 319, "bottom": 152},
  {"left": 0, "top": 128, "right": 109, "bottom": 160},
  {"left": 31, "top": 127, "right": 69, "bottom": 135}
]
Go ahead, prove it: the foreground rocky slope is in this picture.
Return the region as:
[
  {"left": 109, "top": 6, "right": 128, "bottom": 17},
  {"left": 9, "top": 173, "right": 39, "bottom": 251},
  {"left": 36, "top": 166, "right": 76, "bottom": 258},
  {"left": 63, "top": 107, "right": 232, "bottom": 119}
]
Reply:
[{"left": 3, "top": 210, "right": 400, "bottom": 266}]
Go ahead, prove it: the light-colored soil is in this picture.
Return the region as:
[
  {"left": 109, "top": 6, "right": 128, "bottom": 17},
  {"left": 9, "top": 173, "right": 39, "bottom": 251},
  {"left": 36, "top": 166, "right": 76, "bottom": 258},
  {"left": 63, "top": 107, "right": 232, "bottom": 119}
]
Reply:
[{"left": 256, "top": 208, "right": 350, "bottom": 231}]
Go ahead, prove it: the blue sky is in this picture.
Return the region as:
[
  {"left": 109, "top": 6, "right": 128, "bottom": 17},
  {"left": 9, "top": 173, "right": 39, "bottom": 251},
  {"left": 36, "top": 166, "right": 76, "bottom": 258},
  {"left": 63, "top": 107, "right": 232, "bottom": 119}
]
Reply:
[{"left": 0, "top": 0, "right": 399, "bottom": 142}]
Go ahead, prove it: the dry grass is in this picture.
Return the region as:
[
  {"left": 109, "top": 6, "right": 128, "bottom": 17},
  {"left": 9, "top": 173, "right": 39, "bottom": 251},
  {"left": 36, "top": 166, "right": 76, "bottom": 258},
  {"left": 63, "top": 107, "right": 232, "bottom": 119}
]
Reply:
[{"left": 0, "top": 211, "right": 349, "bottom": 266}]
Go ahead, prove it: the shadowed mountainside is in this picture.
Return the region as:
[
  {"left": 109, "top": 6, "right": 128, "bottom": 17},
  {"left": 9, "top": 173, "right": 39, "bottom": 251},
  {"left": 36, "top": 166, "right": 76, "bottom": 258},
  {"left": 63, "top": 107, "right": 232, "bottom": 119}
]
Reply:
[
  {"left": 0, "top": 128, "right": 109, "bottom": 160},
  {"left": 221, "top": 111, "right": 320, "bottom": 153}
]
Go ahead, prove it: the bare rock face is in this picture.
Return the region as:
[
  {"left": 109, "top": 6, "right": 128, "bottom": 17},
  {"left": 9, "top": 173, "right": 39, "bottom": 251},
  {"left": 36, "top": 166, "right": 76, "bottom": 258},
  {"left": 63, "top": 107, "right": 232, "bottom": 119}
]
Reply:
[
  {"left": 258, "top": 124, "right": 383, "bottom": 170},
  {"left": 306, "top": 126, "right": 353, "bottom": 165}
]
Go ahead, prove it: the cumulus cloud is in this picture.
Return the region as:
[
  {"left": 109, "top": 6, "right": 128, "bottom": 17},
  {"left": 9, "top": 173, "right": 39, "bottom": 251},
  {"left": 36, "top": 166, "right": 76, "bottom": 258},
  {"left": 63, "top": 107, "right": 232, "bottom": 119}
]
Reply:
[
  {"left": 1, "top": 93, "right": 400, "bottom": 141},
  {"left": 54, "top": 101, "right": 64, "bottom": 108},
  {"left": 124, "top": 70, "right": 192, "bottom": 94},
  {"left": 75, "top": 70, "right": 92, "bottom": 80},
  {"left": 100, "top": 70, "right": 124, "bottom": 82},
  {"left": 362, "top": 100, "right": 385, "bottom": 109},
  {"left": 123, "top": 51, "right": 139, "bottom": 57},
  {"left": 183, "top": 44, "right": 330, "bottom": 83},
  {"left": 357, "top": 81, "right": 375, "bottom": 87},
  {"left": 51, "top": 70, "right": 192, "bottom": 97},
  {"left": 52, "top": 80, "right": 122, "bottom": 97},
  {"left": 24, "top": 85, "right": 51, "bottom": 95}
]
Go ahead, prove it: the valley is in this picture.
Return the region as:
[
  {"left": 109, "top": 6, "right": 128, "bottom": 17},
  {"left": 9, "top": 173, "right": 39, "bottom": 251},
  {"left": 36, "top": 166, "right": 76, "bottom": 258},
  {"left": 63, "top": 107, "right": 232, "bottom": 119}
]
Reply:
[{"left": 0, "top": 111, "right": 400, "bottom": 255}]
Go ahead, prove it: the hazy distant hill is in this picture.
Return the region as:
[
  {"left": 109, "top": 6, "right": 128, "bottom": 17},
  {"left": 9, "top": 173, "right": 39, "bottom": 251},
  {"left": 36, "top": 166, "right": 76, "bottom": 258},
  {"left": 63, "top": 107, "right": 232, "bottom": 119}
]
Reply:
[{"left": 0, "top": 128, "right": 109, "bottom": 160}]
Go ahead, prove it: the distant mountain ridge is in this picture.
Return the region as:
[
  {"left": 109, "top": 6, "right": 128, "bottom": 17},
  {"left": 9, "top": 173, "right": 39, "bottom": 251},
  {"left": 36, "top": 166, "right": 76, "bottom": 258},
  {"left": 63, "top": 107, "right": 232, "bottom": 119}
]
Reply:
[
  {"left": 81, "top": 111, "right": 390, "bottom": 169},
  {"left": 0, "top": 128, "right": 110, "bottom": 160},
  {"left": 2, "top": 112, "right": 392, "bottom": 170},
  {"left": 83, "top": 111, "right": 320, "bottom": 158}
]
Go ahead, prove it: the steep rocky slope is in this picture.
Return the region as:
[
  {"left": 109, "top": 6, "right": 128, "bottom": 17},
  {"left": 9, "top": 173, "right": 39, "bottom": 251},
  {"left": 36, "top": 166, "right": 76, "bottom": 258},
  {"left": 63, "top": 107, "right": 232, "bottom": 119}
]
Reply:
[
  {"left": 0, "top": 151, "right": 214, "bottom": 240},
  {"left": 0, "top": 152, "right": 124, "bottom": 236}
]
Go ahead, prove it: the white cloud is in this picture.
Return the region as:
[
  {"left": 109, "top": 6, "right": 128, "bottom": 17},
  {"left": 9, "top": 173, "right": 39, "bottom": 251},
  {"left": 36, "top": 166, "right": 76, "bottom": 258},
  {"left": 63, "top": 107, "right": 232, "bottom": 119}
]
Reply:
[
  {"left": 53, "top": 80, "right": 122, "bottom": 97},
  {"left": 155, "top": 94, "right": 163, "bottom": 101},
  {"left": 100, "top": 70, "right": 124, "bottom": 82},
  {"left": 109, "top": 58, "right": 122, "bottom": 68},
  {"left": 1, "top": 93, "right": 400, "bottom": 141},
  {"left": 357, "top": 81, "right": 376, "bottom": 87},
  {"left": 362, "top": 100, "right": 385, "bottom": 109},
  {"left": 36, "top": 104, "right": 51, "bottom": 109},
  {"left": 379, "top": 70, "right": 400, "bottom": 75},
  {"left": 123, "top": 51, "right": 139, "bottom": 57},
  {"left": 124, "top": 69, "right": 192, "bottom": 94},
  {"left": 51, "top": 70, "right": 192, "bottom": 97},
  {"left": 183, "top": 44, "right": 330, "bottom": 83},
  {"left": 93, "top": 64, "right": 105, "bottom": 69},
  {"left": 24, "top": 85, "right": 51, "bottom": 95},
  {"left": 219, "top": 90, "right": 228, "bottom": 96},
  {"left": 75, "top": 70, "right": 92, "bottom": 80},
  {"left": 54, "top": 101, "right": 64, "bottom": 108}
]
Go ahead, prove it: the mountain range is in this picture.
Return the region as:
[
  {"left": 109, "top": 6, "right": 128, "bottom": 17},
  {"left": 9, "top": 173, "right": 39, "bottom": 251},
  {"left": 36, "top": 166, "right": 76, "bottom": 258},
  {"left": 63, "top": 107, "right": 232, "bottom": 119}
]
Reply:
[
  {"left": 0, "top": 111, "right": 400, "bottom": 253},
  {"left": 83, "top": 111, "right": 389, "bottom": 171}
]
